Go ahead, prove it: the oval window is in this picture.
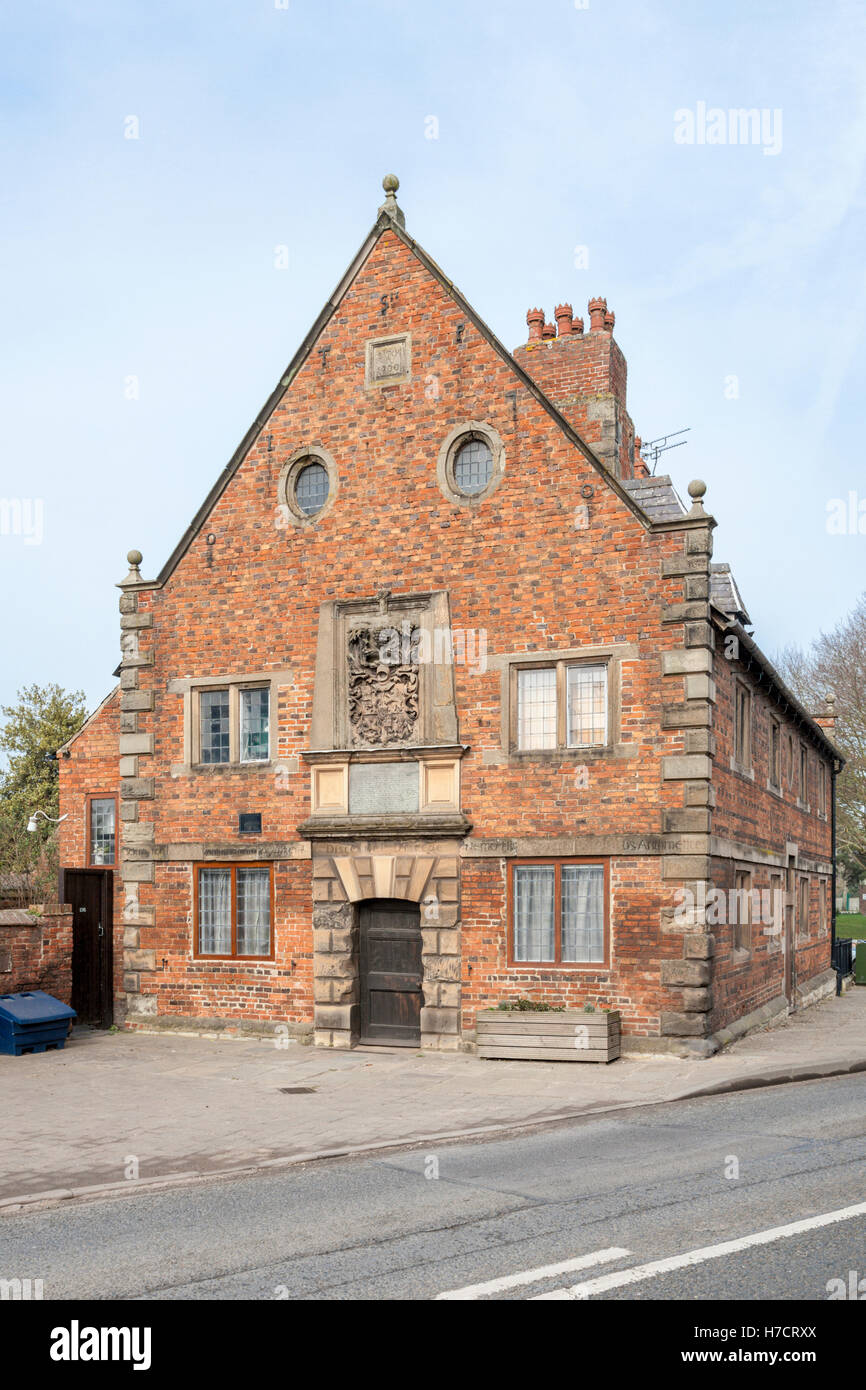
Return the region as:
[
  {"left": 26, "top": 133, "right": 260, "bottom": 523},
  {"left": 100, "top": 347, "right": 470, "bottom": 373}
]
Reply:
[
  {"left": 453, "top": 437, "right": 493, "bottom": 496},
  {"left": 294, "top": 461, "right": 330, "bottom": 516}
]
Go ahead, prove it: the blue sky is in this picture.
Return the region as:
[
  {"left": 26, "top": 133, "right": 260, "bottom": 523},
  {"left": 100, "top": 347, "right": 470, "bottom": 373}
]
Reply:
[{"left": 1, "top": 0, "right": 865, "bottom": 720}]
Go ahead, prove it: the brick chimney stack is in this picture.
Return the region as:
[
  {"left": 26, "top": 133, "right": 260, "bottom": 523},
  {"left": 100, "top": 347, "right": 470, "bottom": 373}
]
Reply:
[{"left": 514, "top": 296, "right": 635, "bottom": 478}]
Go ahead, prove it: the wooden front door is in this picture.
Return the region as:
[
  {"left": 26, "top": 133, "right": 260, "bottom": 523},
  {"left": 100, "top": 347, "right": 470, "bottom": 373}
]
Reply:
[
  {"left": 359, "top": 900, "right": 422, "bottom": 1045},
  {"left": 63, "top": 869, "right": 114, "bottom": 1027}
]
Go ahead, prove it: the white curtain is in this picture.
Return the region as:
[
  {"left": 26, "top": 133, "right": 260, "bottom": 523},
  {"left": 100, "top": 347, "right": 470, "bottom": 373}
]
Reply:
[
  {"left": 561, "top": 864, "right": 604, "bottom": 962},
  {"left": 199, "top": 869, "right": 231, "bottom": 954},
  {"left": 513, "top": 865, "right": 556, "bottom": 960},
  {"left": 237, "top": 868, "right": 270, "bottom": 956}
]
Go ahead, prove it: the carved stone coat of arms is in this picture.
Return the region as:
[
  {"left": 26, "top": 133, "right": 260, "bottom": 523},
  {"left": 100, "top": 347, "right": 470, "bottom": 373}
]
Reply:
[{"left": 347, "top": 627, "right": 419, "bottom": 746}]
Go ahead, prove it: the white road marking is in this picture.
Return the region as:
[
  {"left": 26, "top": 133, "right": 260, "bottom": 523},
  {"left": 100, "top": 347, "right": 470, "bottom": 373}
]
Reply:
[
  {"left": 435, "top": 1246, "right": 632, "bottom": 1300},
  {"left": 532, "top": 1200, "right": 866, "bottom": 1300}
]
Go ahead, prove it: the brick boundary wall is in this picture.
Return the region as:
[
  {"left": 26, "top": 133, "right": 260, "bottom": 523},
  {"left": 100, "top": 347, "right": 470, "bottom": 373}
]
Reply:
[{"left": 0, "top": 905, "right": 73, "bottom": 1004}]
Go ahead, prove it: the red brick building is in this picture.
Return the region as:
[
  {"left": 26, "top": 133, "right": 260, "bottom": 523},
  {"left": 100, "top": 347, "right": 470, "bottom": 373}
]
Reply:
[{"left": 58, "top": 177, "right": 841, "bottom": 1056}]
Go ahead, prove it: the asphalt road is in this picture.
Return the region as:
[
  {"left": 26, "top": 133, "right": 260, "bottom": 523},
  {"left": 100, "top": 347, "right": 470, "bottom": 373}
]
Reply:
[{"left": 2, "top": 1074, "right": 865, "bottom": 1301}]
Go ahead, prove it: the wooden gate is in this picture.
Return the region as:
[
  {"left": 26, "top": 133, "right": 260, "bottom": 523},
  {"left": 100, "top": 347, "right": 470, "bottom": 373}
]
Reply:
[
  {"left": 62, "top": 868, "right": 114, "bottom": 1027},
  {"left": 359, "top": 899, "right": 422, "bottom": 1045}
]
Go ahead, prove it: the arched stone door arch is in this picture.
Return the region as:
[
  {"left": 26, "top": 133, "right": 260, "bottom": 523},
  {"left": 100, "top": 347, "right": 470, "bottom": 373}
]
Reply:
[{"left": 311, "top": 846, "right": 460, "bottom": 1049}]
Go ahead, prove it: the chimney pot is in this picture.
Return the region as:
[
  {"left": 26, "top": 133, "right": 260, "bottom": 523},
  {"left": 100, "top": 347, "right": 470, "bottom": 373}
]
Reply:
[
  {"left": 588, "top": 296, "right": 607, "bottom": 332},
  {"left": 542, "top": 321, "right": 556, "bottom": 339},
  {"left": 632, "top": 437, "right": 650, "bottom": 478},
  {"left": 554, "top": 303, "right": 574, "bottom": 336},
  {"left": 603, "top": 309, "right": 615, "bottom": 332},
  {"left": 526, "top": 307, "right": 544, "bottom": 342},
  {"left": 572, "top": 316, "right": 584, "bottom": 335}
]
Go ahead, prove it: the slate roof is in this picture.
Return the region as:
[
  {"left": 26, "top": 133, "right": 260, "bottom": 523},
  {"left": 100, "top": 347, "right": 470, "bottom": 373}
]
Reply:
[
  {"left": 620, "top": 474, "right": 687, "bottom": 522},
  {"left": 709, "top": 562, "right": 751, "bottom": 624}
]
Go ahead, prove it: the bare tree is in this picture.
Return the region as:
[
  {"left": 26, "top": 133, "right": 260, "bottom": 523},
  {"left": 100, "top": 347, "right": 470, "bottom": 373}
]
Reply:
[{"left": 776, "top": 594, "right": 866, "bottom": 889}]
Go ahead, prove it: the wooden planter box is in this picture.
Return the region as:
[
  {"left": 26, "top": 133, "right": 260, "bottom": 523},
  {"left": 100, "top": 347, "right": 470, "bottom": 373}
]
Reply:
[{"left": 477, "top": 1009, "right": 621, "bottom": 1063}]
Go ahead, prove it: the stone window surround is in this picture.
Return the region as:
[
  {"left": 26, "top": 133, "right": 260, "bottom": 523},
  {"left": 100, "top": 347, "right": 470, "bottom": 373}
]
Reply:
[
  {"left": 730, "top": 758, "right": 756, "bottom": 783},
  {"left": 436, "top": 421, "right": 505, "bottom": 507},
  {"left": 168, "top": 669, "right": 292, "bottom": 775},
  {"left": 485, "top": 642, "right": 635, "bottom": 762},
  {"left": 797, "top": 742, "right": 810, "bottom": 812},
  {"left": 731, "top": 677, "right": 752, "bottom": 776},
  {"left": 796, "top": 873, "right": 811, "bottom": 942},
  {"left": 785, "top": 732, "right": 795, "bottom": 791},
  {"left": 277, "top": 444, "right": 339, "bottom": 527},
  {"left": 767, "top": 870, "right": 784, "bottom": 954},
  {"left": 767, "top": 714, "right": 782, "bottom": 794},
  {"left": 817, "top": 875, "right": 830, "bottom": 935},
  {"left": 731, "top": 864, "right": 753, "bottom": 963}
]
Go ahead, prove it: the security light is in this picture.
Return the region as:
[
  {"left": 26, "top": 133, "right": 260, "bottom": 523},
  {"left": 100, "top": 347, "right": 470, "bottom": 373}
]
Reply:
[{"left": 26, "top": 810, "right": 68, "bottom": 833}]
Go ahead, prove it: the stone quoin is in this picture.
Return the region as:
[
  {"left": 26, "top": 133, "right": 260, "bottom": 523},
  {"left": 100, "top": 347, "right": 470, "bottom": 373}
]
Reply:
[{"left": 58, "top": 176, "right": 841, "bottom": 1057}]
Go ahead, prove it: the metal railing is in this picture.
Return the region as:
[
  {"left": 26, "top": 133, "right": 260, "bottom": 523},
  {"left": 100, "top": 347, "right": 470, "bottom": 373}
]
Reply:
[{"left": 832, "top": 936, "right": 855, "bottom": 993}]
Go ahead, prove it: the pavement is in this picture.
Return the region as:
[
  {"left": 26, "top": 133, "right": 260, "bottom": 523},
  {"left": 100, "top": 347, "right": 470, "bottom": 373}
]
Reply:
[
  {"left": 3, "top": 1074, "right": 864, "bottom": 1301},
  {"left": 2, "top": 987, "right": 865, "bottom": 1213}
]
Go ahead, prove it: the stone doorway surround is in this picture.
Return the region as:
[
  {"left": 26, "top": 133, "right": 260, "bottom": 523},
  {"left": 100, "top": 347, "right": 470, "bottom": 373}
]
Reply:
[{"left": 311, "top": 840, "right": 461, "bottom": 1050}]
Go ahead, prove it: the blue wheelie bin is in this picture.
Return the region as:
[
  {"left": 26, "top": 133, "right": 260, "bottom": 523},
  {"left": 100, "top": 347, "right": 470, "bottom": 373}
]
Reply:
[{"left": 0, "top": 991, "right": 77, "bottom": 1056}]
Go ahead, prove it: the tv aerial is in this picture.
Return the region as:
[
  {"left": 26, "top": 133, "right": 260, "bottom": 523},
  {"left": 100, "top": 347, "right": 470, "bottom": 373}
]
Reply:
[{"left": 641, "top": 428, "right": 690, "bottom": 475}]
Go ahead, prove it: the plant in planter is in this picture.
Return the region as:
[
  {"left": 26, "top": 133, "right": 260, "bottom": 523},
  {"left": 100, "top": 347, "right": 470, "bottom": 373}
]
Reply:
[
  {"left": 495, "top": 997, "right": 565, "bottom": 1012},
  {"left": 477, "top": 1001, "right": 621, "bottom": 1063}
]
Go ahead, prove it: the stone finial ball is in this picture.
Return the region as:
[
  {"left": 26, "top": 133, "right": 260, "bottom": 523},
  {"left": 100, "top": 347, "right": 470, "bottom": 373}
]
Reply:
[
  {"left": 825, "top": 688, "right": 836, "bottom": 705},
  {"left": 127, "top": 549, "right": 143, "bottom": 566},
  {"left": 687, "top": 479, "right": 707, "bottom": 500},
  {"left": 382, "top": 174, "right": 400, "bottom": 194}
]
